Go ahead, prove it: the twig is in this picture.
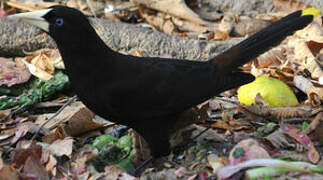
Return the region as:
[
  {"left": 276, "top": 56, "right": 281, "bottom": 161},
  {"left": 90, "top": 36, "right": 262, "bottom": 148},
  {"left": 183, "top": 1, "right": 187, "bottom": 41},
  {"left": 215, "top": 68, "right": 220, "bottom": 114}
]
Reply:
[{"left": 31, "top": 95, "right": 77, "bottom": 140}]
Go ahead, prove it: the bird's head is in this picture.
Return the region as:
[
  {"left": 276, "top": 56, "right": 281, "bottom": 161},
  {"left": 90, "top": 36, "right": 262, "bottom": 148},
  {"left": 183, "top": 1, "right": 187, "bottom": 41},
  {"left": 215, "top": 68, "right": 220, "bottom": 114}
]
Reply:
[{"left": 9, "top": 6, "right": 95, "bottom": 46}]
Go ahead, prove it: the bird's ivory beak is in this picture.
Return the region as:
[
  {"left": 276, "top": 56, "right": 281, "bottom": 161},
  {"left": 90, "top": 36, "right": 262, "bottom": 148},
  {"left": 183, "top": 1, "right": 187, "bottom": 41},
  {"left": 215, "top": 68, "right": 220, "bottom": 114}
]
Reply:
[{"left": 8, "top": 9, "right": 52, "bottom": 32}]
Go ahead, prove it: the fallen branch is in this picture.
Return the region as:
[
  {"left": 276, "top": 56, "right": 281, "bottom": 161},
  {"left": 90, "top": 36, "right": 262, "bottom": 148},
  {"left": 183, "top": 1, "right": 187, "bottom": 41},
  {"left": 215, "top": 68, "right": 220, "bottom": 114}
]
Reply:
[{"left": 0, "top": 18, "right": 241, "bottom": 60}]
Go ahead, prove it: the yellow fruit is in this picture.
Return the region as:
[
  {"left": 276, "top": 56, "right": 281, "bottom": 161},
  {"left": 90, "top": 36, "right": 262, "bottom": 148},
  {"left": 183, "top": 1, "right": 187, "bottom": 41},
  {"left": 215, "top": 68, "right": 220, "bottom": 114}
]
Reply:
[{"left": 238, "top": 76, "right": 299, "bottom": 107}]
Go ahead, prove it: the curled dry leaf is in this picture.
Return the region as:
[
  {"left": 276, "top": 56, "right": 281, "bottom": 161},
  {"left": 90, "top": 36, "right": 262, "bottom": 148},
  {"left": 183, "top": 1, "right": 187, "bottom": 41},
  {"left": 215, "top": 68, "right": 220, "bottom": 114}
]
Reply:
[
  {"left": 22, "top": 60, "right": 53, "bottom": 80},
  {"left": 294, "top": 75, "right": 322, "bottom": 106},
  {"left": 283, "top": 125, "right": 320, "bottom": 163},
  {"left": 15, "top": 49, "right": 64, "bottom": 80},
  {"left": 289, "top": 39, "right": 323, "bottom": 79},
  {"left": 239, "top": 95, "right": 314, "bottom": 121},
  {"left": 265, "top": 129, "right": 295, "bottom": 149},
  {"left": 0, "top": 57, "right": 31, "bottom": 87}
]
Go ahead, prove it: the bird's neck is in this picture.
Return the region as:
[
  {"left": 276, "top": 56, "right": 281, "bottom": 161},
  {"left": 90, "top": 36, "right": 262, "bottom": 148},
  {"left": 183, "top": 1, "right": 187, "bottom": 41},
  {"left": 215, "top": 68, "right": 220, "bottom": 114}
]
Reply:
[
  {"left": 57, "top": 29, "right": 117, "bottom": 71},
  {"left": 55, "top": 28, "right": 119, "bottom": 89}
]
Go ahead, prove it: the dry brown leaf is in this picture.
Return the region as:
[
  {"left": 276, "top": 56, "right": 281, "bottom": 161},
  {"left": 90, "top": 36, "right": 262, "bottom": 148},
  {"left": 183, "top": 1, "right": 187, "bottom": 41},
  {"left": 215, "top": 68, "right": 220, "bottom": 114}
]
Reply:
[
  {"left": 307, "top": 41, "right": 323, "bottom": 56},
  {"left": 22, "top": 155, "right": 49, "bottom": 180},
  {"left": 42, "top": 126, "right": 67, "bottom": 144},
  {"left": 273, "top": 0, "right": 311, "bottom": 12},
  {"left": 6, "top": 0, "right": 58, "bottom": 11},
  {"left": 0, "top": 165, "right": 20, "bottom": 180},
  {"left": 289, "top": 39, "right": 323, "bottom": 79},
  {"left": 294, "top": 75, "right": 322, "bottom": 106},
  {"left": 0, "top": 57, "right": 31, "bottom": 87},
  {"left": 306, "top": 112, "right": 323, "bottom": 141},
  {"left": 22, "top": 60, "right": 53, "bottom": 80},
  {"left": 11, "top": 122, "right": 39, "bottom": 144},
  {"left": 132, "top": 0, "right": 209, "bottom": 25},
  {"left": 104, "top": 166, "right": 136, "bottom": 180},
  {"left": 13, "top": 141, "right": 42, "bottom": 168},
  {"left": 62, "top": 107, "right": 99, "bottom": 136},
  {"left": 42, "top": 104, "right": 107, "bottom": 143},
  {"left": 15, "top": 49, "right": 65, "bottom": 80},
  {"left": 283, "top": 125, "right": 320, "bottom": 163},
  {"left": 46, "top": 137, "right": 73, "bottom": 157},
  {"left": 255, "top": 48, "right": 285, "bottom": 68},
  {"left": 35, "top": 102, "right": 88, "bottom": 130},
  {"left": 72, "top": 146, "right": 98, "bottom": 175},
  {"left": 239, "top": 95, "right": 314, "bottom": 121},
  {"left": 45, "top": 154, "right": 57, "bottom": 176},
  {"left": 265, "top": 129, "right": 294, "bottom": 149}
]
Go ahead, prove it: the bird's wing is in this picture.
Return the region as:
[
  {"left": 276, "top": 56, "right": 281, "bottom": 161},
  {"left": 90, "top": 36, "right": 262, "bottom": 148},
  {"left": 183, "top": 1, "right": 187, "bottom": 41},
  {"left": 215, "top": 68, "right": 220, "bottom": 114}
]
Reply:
[{"left": 100, "top": 56, "right": 252, "bottom": 119}]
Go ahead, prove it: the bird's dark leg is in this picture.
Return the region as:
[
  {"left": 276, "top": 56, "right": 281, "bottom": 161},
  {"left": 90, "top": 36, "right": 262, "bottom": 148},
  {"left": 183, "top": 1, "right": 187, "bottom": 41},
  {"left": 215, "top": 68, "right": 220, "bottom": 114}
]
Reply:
[{"left": 129, "top": 156, "right": 153, "bottom": 176}]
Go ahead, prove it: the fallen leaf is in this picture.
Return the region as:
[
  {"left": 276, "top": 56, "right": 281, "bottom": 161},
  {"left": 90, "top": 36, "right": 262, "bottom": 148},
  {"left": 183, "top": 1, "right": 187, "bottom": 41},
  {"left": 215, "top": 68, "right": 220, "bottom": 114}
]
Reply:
[
  {"left": 283, "top": 125, "right": 320, "bottom": 163},
  {"left": 22, "top": 154, "right": 49, "bottom": 180},
  {"left": 306, "top": 112, "right": 323, "bottom": 141},
  {"left": 294, "top": 75, "right": 322, "bottom": 106},
  {"left": 45, "top": 154, "right": 57, "bottom": 176},
  {"left": 13, "top": 141, "right": 42, "bottom": 168},
  {"left": 229, "top": 139, "right": 270, "bottom": 165},
  {"left": 0, "top": 165, "right": 20, "bottom": 180},
  {"left": 307, "top": 41, "right": 323, "bottom": 56},
  {"left": 46, "top": 137, "right": 73, "bottom": 157},
  {"left": 22, "top": 60, "right": 53, "bottom": 80},
  {"left": 104, "top": 165, "right": 136, "bottom": 180},
  {"left": 273, "top": 0, "right": 310, "bottom": 12},
  {"left": 11, "top": 122, "right": 39, "bottom": 144},
  {"left": 0, "top": 57, "right": 31, "bottom": 87}
]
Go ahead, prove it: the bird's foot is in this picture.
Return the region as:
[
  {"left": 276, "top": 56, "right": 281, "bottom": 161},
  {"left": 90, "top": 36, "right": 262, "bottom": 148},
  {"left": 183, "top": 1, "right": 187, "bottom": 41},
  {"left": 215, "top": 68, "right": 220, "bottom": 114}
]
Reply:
[{"left": 128, "top": 156, "right": 153, "bottom": 177}]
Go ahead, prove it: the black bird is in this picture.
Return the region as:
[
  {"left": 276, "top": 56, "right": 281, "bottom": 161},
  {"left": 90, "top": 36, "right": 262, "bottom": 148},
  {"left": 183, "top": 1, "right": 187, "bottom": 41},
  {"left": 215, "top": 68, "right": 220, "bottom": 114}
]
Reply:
[{"left": 9, "top": 6, "right": 318, "bottom": 158}]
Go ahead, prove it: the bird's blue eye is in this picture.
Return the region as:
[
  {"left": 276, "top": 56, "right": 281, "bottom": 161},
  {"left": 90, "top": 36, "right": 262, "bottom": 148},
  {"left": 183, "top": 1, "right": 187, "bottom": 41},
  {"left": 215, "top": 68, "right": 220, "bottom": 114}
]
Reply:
[{"left": 55, "top": 18, "right": 64, "bottom": 26}]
